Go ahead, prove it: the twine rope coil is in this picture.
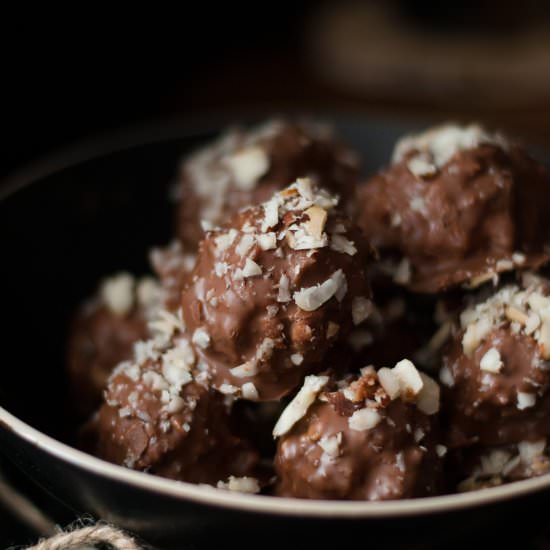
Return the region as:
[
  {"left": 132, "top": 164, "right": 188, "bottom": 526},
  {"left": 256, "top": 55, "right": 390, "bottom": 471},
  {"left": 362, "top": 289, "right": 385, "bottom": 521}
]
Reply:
[{"left": 27, "top": 523, "right": 144, "bottom": 550}]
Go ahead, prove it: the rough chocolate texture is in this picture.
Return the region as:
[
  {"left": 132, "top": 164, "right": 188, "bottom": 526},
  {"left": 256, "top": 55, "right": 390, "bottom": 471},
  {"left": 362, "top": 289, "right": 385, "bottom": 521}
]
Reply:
[{"left": 357, "top": 143, "right": 550, "bottom": 292}]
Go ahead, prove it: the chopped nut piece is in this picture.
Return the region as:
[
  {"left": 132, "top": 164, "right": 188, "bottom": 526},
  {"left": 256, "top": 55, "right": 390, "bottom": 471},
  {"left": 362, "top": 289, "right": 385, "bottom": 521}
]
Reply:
[
  {"left": 303, "top": 205, "right": 328, "bottom": 239},
  {"left": 393, "top": 359, "right": 424, "bottom": 399},
  {"left": 377, "top": 368, "right": 401, "bottom": 400},
  {"left": 505, "top": 306, "right": 529, "bottom": 325}
]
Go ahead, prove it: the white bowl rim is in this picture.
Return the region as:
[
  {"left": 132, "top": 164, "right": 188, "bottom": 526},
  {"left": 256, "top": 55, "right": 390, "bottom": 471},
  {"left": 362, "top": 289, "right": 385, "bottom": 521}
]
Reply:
[{"left": 3, "top": 404, "right": 550, "bottom": 518}]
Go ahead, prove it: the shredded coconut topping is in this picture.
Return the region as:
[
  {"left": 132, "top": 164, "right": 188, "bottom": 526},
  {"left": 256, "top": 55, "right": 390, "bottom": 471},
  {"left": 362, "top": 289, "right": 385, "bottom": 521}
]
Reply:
[
  {"left": 459, "top": 279, "right": 550, "bottom": 359},
  {"left": 393, "top": 123, "right": 509, "bottom": 176}
]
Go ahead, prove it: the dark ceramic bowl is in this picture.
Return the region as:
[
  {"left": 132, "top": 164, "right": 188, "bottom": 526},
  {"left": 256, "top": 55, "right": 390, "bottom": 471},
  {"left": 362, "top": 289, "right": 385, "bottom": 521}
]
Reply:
[{"left": 2, "top": 115, "right": 550, "bottom": 549}]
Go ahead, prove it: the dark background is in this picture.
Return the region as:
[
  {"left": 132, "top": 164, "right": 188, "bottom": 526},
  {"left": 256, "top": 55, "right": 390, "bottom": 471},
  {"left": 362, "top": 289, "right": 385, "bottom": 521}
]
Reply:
[{"left": 2, "top": 1, "right": 550, "bottom": 547}]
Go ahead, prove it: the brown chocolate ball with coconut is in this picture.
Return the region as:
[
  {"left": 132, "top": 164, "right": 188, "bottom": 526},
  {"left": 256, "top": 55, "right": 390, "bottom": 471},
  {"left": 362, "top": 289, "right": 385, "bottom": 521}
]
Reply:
[
  {"left": 179, "top": 179, "right": 373, "bottom": 402},
  {"left": 356, "top": 123, "right": 550, "bottom": 293},
  {"left": 67, "top": 273, "right": 163, "bottom": 416},
  {"left": 93, "top": 309, "right": 260, "bottom": 489},
  {"left": 453, "top": 439, "right": 550, "bottom": 492},
  {"left": 273, "top": 361, "right": 443, "bottom": 500},
  {"left": 175, "top": 119, "right": 360, "bottom": 249},
  {"left": 440, "top": 273, "right": 550, "bottom": 449}
]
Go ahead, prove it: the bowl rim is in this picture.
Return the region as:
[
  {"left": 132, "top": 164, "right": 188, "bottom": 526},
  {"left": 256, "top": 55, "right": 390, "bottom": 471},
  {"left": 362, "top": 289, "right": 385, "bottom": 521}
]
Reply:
[
  {"left": 2, "top": 113, "right": 550, "bottom": 519},
  {"left": 3, "top": 404, "right": 550, "bottom": 517}
]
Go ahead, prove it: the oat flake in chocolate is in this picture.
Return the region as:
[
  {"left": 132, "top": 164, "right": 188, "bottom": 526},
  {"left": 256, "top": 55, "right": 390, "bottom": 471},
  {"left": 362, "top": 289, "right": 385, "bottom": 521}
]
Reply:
[
  {"left": 356, "top": 124, "right": 550, "bottom": 293},
  {"left": 180, "top": 179, "right": 373, "bottom": 401}
]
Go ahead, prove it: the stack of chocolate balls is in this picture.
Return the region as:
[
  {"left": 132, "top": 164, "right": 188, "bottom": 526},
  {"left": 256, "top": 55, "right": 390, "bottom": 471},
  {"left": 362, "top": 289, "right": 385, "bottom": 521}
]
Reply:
[{"left": 68, "top": 119, "right": 550, "bottom": 499}]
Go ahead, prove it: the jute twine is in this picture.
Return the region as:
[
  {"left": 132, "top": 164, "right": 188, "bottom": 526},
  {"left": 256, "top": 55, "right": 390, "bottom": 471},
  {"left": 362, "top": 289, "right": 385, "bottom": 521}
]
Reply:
[{"left": 26, "top": 523, "right": 145, "bottom": 549}]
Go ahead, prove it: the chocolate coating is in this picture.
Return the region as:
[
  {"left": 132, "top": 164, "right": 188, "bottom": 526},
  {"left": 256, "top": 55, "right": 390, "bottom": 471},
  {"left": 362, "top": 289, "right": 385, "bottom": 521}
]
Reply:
[
  {"left": 67, "top": 274, "right": 159, "bottom": 416},
  {"left": 180, "top": 181, "right": 372, "bottom": 401},
  {"left": 275, "top": 370, "right": 442, "bottom": 500},
  {"left": 175, "top": 120, "right": 359, "bottom": 249},
  {"left": 356, "top": 125, "right": 550, "bottom": 293},
  {"left": 94, "top": 334, "right": 259, "bottom": 484},
  {"left": 441, "top": 278, "right": 550, "bottom": 448}
]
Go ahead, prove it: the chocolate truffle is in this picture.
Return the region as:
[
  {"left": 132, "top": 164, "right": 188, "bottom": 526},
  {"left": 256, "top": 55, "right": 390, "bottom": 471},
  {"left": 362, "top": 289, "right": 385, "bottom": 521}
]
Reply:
[
  {"left": 441, "top": 273, "right": 550, "bottom": 448},
  {"left": 356, "top": 124, "right": 550, "bottom": 293},
  {"left": 94, "top": 310, "right": 259, "bottom": 486},
  {"left": 67, "top": 273, "right": 162, "bottom": 415},
  {"left": 455, "top": 439, "right": 550, "bottom": 492},
  {"left": 175, "top": 119, "right": 360, "bottom": 249},
  {"left": 180, "top": 179, "right": 373, "bottom": 401},
  {"left": 274, "top": 362, "right": 443, "bottom": 500}
]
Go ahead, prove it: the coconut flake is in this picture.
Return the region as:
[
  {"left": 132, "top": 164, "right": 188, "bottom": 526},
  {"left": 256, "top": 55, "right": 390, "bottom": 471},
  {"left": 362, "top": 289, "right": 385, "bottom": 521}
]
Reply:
[
  {"left": 257, "top": 232, "right": 277, "bottom": 250},
  {"left": 242, "top": 382, "right": 259, "bottom": 401},
  {"left": 225, "top": 146, "right": 269, "bottom": 191},
  {"left": 241, "top": 258, "right": 262, "bottom": 278},
  {"left": 352, "top": 296, "right": 372, "bottom": 325},
  {"left": 277, "top": 274, "right": 291, "bottom": 303},
  {"left": 230, "top": 360, "right": 259, "bottom": 378},
  {"left": 273, "top": 375, "right": 329, "bottom": 437},
  {"left": 294, "top": 270, "right": 345, "bottom": 311},
  {"left": 517, "top": 392, "right": 536, "bottom": 410},
  {"left": 216, "top": 476, "right": 260, "bottom": 494},
  {"left": 101, "top": 273, "right": 135, "bottom": 316},
  {"left": 349, "top": 408, "right": 382, "bottom": 431},
  {"left": 416, "top": 373, "right": 440, "bottom": 415},
  {"left": 330, "top": 234, "right": 357, "bottom": 256},
  {"left": 192, "top": 328, "right": 210, "bottom": 349},
  {"left": 318, "top": 432, "right": 342, "bottom": 458},
  {"left": 480, "top": 347, "right": 503, "bottom": 373}
]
